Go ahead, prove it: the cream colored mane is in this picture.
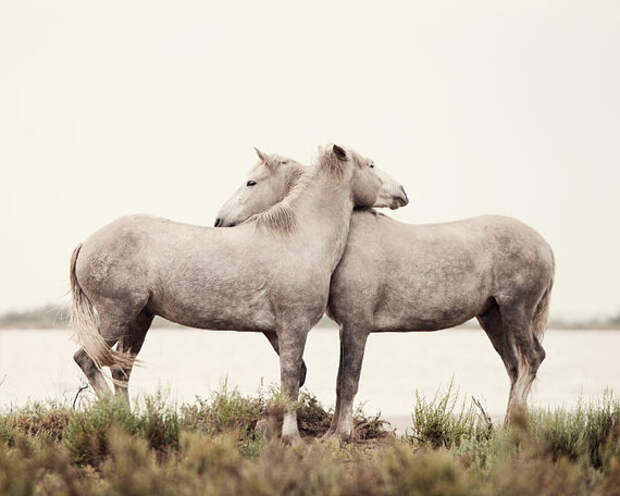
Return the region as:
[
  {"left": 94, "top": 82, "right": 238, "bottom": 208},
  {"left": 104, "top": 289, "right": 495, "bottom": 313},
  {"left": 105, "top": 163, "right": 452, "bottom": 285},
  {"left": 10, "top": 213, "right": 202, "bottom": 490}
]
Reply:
[
  {"left": 246, "top": 147, "right": 347, "bottom": 234},
  {"left": 247, "top": 165, "right": 309, "bottom": 234}
]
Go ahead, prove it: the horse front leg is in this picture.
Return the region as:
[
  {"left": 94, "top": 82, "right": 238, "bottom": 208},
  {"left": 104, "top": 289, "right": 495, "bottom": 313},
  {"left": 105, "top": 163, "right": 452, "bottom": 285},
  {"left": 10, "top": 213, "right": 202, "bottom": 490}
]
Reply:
[
  {"left": 263, "top": 331, "right": 307, "bottom": 388},
  {"left": 331, "top": 325, "right": 369, "bottom": 442},
  {"left": 277, "top": 326, "right": 309, "bottom": 445}
]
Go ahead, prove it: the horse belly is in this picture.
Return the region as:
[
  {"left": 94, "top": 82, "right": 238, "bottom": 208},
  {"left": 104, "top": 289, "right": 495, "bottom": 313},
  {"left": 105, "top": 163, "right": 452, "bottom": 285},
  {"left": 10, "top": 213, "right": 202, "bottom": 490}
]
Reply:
[
  {"left": 373, "top": 276, "right": 491, "bottom": 332},
  {"left": 147, "top": 277, "right": 275, "bottom": 332}
]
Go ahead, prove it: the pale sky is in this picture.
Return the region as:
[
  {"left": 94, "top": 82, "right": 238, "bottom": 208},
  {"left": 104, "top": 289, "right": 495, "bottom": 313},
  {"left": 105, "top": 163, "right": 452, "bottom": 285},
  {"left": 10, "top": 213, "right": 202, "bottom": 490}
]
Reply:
[{"left": 1, "top": 1, "right": 619, "bottom": 320}]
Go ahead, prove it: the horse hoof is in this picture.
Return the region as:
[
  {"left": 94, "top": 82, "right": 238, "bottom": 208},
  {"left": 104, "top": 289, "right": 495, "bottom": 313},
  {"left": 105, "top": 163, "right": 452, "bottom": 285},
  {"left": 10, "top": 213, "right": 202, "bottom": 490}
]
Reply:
[
  {"left": 321, "top": 430, "right": 351, "bottom": 446},
  {"left": 281, "top": 432, "right": 303, "bottom": 446}
]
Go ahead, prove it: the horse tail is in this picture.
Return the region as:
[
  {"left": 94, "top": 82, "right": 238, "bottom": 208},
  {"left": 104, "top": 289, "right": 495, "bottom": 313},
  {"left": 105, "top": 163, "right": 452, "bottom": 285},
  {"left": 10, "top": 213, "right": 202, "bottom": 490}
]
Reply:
[
  {"left": 532, "top": 283, "right": 552, "bottom": 343},
  {"left": 532, "top": 247, "right": 555, "bottom": 343},
  {"left": 70, "top": 244, "right": 134, "bottom": 370}
]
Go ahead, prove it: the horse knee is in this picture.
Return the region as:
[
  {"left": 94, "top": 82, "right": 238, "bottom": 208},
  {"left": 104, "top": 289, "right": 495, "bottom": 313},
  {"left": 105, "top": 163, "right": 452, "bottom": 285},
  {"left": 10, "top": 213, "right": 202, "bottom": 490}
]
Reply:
[
  {"left": 73, "top": 348, "right": 87, "bottom": 364},
  {"left": 74, "top": 348, "right": 98, "bottom": 375},
  {"left": 111, "top": 367, "right": 130, "bottom": 383},
  {"left": 340, "top": 374, "right": 361, "bottom": 398},
  {"left": 525, "top": 341, "right": 545, "bottom": 375},
  {"left": 504, "top": 358, "right": 519, "bottom": 383}
]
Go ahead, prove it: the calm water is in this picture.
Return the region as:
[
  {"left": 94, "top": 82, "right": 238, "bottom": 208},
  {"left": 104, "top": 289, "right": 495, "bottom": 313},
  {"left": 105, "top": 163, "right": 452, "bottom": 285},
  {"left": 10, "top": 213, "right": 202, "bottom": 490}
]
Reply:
[{"left": 1, "top": 327, "right": 618, "bottom": 431}]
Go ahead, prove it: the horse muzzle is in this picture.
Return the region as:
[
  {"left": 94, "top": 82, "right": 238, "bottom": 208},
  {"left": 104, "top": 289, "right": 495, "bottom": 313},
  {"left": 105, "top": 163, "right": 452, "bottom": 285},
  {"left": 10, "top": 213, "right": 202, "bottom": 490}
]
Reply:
[
  {"left": 214, "top": 217, "right": 236, "bottom": 228},
  {"left": 390, "top": 186, "right": 409, "bottom": 210}
]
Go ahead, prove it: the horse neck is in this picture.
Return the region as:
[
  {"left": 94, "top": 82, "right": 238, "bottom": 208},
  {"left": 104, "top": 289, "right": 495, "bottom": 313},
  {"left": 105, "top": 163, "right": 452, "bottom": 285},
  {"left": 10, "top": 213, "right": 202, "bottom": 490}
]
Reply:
[{"left": 290, "top": 168, "right": 354, "bottom": 272}]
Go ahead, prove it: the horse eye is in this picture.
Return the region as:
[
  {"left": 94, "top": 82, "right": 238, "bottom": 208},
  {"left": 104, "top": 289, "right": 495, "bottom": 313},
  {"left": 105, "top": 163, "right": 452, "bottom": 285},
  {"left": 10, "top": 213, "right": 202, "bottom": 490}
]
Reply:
[
  {"left": 281, "top": 160, "right": 288, "bottom": 165},
  {"left": 247, "top": 180, "right": 257, "bottom": 187},
  {"left": 369, "top": 163, "right": 375, "bottom": 168}
]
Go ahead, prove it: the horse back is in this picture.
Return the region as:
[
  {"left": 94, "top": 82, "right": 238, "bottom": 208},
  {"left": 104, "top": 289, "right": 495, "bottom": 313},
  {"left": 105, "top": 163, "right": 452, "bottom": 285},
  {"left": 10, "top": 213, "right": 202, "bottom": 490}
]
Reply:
[{"left": 328, "top": 212, "right": 554, "bottom": 331}]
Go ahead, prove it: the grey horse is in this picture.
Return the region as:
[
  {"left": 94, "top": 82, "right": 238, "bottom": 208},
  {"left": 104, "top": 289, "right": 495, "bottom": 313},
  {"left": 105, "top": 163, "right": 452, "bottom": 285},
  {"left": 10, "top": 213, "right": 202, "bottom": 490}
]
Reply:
[
  {"left": 70, "top": 144, "right": 408, "bottom": 444},
  {"left": 216, "top": 155, "right": 555, "bottom": 441}
]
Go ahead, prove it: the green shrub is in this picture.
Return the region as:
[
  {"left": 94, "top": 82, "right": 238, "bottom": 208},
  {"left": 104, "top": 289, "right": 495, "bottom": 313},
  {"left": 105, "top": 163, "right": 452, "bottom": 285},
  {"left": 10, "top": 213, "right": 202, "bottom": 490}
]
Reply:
[
  {"left": 483, "top": 453, "right": 589, "bottom": 496},
  {"left": 64, "top": 393, "right": 179, "bottom": 466},
  {"left": 64, "top": 394, "right": 139, "bottom": 465},
  {"left": 100, "top": 427, "right": 178, "bottom": 496},
  {"left": 379, "top": 445, "right": 477, "bottom": 496},
  {"left": 139, "top": 393, "right": 180, "bottom": 453},
  {"left": 407, "top": 381, "right": 487, "bottom": 449},
  {"left": 0, "top": 401, "right": 71, "bottom": 446},
  {"left": 0, "top": 434, "right": 86, "bottom": 495},
  {"left": 180, "top": 382, "right": 264, "bottom": 436},
  {"left": 528, "top": 392, "right": 620, "bottom": 468},
  {"left": 0, "top": 416, "right": 17, "bottom": 446},
  {"left": 296, "top": 391, "right": 332, "bottom": 437}
]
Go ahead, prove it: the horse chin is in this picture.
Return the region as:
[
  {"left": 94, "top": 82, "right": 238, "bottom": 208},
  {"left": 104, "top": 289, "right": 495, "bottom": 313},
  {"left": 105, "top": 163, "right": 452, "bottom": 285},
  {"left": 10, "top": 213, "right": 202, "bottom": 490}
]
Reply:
[{"left": 374, "top": 198, "right": 404, "bottom": 210}]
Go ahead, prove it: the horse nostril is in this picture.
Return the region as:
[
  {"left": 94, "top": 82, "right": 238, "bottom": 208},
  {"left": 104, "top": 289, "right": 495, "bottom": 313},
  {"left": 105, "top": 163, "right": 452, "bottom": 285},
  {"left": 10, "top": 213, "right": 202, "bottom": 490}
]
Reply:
[
  {"left": 214, "top": 218, "right": 222, "bottom": 227},
  {"left": 399, "top": 187, "right": 409, "bottom": 206}
]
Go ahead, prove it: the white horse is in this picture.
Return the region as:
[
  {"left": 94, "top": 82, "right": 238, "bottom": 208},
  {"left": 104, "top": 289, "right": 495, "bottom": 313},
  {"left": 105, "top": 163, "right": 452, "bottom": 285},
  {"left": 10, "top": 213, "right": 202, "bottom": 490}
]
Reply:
[
  {"left": 217, "top": 155, "right": 555, "bottom": 441},
  {"left": 70, "top": 144, "right": 407, "bottom": 444}
]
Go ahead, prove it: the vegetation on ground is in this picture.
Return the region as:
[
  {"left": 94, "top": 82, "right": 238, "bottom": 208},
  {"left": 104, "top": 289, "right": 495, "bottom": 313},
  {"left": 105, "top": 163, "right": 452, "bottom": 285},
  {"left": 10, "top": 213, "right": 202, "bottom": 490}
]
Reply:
[{"left": 1, "top": 383, "right": 619, "bottom": 495}]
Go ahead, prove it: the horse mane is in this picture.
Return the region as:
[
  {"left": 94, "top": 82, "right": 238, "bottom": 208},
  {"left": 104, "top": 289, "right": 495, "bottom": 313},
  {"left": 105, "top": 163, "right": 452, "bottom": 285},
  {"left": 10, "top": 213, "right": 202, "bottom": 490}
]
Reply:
[
  {"left": 317, "top": 145, "right": 347, "bottom": 178},
  {"left": 247, "top": 164, "right": 308, "bottom": 234},
  {"left": 246, "top": 147, "right": 347, "bottom": 235},
  {"left": 252, "top": 202, "right": 297, "bottom": 234}
]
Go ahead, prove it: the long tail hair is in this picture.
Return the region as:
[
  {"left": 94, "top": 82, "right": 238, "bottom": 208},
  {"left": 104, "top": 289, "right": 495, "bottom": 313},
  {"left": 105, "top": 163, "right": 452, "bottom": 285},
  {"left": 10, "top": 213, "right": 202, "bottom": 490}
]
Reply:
[
  {"left": 532, "top": 282, "right": 553, "bottom": 343},
  {"left": 70, "top": 244, "right": 134, "bottom": 369},
  {"left": 532, "top": 246, "right": 555, "bottom": 343}
]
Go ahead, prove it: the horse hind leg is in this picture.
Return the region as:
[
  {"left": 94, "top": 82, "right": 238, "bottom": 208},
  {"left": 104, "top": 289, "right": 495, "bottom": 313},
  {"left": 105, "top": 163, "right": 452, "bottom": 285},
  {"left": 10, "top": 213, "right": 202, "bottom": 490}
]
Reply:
[
  {"left": 512, "top": 326, "right": 546, "bottom": 407},
  {"left": 111, "top": 309, "right": 154, "bottom": 406},
  {"left": 75, "top": 295, "right": 149, "bottom": 399},
  {"left": 73, "top": 310, "right": 130, "bottom": 396},
  {"left": 74, "top": 347, "right": 114, "bottom": 396},
  {"left": 495, "top": 299, "right": 546, "bottom": 422},
  {"left": 477, "top": 301, "right": 520, "bottom": 421}
]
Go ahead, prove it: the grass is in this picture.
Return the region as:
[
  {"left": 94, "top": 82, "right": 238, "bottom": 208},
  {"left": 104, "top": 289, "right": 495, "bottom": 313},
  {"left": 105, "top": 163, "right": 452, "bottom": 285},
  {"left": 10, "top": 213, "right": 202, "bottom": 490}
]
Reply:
[
  {"left": 406, "top": 379, "right": 491, "bottom": 449},
  {"left": 0, "top": 384, "right": 619, "bottom": 495}
]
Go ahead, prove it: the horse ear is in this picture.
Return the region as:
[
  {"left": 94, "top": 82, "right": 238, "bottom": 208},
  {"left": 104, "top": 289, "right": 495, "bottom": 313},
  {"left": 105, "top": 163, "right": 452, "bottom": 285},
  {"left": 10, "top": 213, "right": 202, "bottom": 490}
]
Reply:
[
  {"left": 333, "top": 144, "right": 347, "bottom": 161},
  {"left": 254, "top": 147, "right": 268, "bottom": 162}
]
